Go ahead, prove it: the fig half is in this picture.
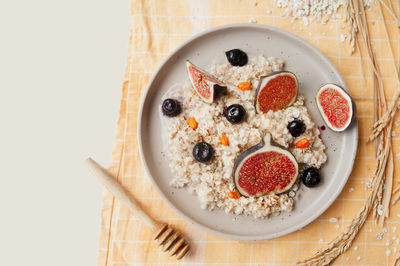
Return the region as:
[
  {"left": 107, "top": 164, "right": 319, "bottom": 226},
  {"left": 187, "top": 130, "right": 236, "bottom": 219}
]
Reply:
[
  {"left": 316, "top": 83, "right": 355, "bottom": 132},
  {"left": 186, "top": 60, "right": 227, "bottom": 103},
  {"left": 254, "top": 71, "right": 298, "bottom": 113},
  {"left": 233, "top": 134, "right": 299, "bottom": 197}
]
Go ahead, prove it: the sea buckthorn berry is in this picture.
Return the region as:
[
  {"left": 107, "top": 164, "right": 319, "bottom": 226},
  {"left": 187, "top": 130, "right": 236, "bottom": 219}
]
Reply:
[
  {"left": 296, "top": 138, "right": 310, "bottom": 148},
  {"left": 237, "top": 82, "right": 252, "bottom": 91},
  {"left": 228, "top": 191, "right": 240, "bottom": 199},
  {"left": 220, "top": 135, "right": 229, "bottom": 146},
  {"left": 187, "top": 117, "right": 198, "bottom": 130}
]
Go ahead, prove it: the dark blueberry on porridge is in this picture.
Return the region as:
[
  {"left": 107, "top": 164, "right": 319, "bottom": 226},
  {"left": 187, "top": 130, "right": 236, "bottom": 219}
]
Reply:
[
  {"left": 162, "top": 98, "right": 181, "bottom": 117},
  {"left": 225, "top": 49, "right": 248, "bottom": 66},
  {"left": 287, "top": 119, "right": 305, "bottom": 137},
  {"left": 193, "top": 142, "right": 213, "bottom": 163},
  {"left": 301, "top": 167, "right": 321, "bottom": 187},
  {"left": 225, "top": 104, "right": 246, "bottom": 124}
]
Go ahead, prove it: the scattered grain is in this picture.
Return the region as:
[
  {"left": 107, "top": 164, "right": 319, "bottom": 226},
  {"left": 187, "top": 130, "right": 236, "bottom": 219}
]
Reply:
[
  {"left": 249, "top": 17, "right": 257, "bottom": 24},
  {"left": 329, "top": 217, "right": 338, "bottom": 223}
]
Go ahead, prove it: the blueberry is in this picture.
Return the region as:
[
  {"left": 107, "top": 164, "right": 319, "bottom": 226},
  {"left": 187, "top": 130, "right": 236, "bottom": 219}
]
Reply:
[
  {"left": 162, "top": 98, "right": 181, "bottom": 117},
  {"left": 287, "top": 119, "right": 305, "bottom": 137},
  {"left": 301, "top": 167, "right": 321, "bottom": 187},
  {"left": 225, "top": 49, "right": 248, "bottom": 66},
  {"left": 225, "top": 104, "right": 246, "bottom": 124},
  {"left": 193, "top": 142, "right": 213, "bottom": 163}
]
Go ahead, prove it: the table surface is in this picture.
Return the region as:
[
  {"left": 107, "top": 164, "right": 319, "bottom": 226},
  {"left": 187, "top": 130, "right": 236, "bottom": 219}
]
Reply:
[{"left": 0, "top": 0, "right": 129, "bottom": 265}]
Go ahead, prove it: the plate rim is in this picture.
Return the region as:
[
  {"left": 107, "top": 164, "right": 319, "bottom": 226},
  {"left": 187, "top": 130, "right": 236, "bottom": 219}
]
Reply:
[{"left": 137, "top": 23, "right": 358, "bottom": 241}]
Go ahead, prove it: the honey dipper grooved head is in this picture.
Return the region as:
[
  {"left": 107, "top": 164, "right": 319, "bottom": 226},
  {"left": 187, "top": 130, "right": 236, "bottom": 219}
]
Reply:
[{"left": 154, "top": 224, "right": 190, "bottom": 260}]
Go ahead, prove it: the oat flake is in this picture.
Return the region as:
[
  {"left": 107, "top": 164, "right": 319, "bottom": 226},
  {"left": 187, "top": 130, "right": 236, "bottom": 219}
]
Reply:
[{"left": 274, "top": 0, "right": 375, "bottom": 25}]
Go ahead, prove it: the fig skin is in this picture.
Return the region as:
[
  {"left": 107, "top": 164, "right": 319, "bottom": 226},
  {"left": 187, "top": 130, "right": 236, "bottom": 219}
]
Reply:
[
  {"left": 213, "top": 84, "right": 227, "bottom": 99},
  {"left": 232, "top": 134, "right": 299, "bottom": 197},
  {"left": 315, "top": 83, "right": 356, "bottom": 132},
  {"left": 254, "top": 71, "right": 298, "bottom": 113}
]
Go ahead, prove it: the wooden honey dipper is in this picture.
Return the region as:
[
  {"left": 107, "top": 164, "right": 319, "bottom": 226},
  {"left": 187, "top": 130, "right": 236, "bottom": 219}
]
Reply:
[{"left": 85, "top": 158, "right": 190, "bottom": 260}]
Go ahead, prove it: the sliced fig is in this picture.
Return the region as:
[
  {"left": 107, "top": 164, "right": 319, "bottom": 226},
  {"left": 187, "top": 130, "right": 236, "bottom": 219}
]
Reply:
[
  {"left": 254, "top": 71, "right": 298, "bottom": 113},
  {"left": 186, "top": 60, "right": 227, "bottom": 103},
  {"left": 316, "top": 83, "right": 355, "bottom": 132},
  {"left": 233, "top": 134, "right": 298, "bottom": 197}
]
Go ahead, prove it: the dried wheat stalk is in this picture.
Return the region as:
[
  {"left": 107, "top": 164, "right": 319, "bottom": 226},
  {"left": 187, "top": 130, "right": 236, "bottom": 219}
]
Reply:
[
  {"left": 345, "top": 0, "right": 358, "bottom": 54},
  {"left": 393, "top": 191, "right": 400, "bottom": 205},
  {"left": 375, "top": 0, "right": 397, "bottom": 226},
  {"left": 395, "top": 255, "right": 400, "bottom": 266},
  {"left": 393, "top": 185, "right": 400, "bottom": 205},
  {"left": 369, "top": 0, "right": 400, "bottom": 140},
  {"left": 377, "top": 0, "right": 400, "bottom": 27},
  {"left": 357, "top": 0, "right": 388, "bottom": 223},
  {"left": 394, "top": 4, "right": 400, "bottom": 264},
  {"left": 297, "top": 131, "right": 390, "bottom": 265},
  {"left": 369, "top": 88, "right": 400, "bottom": 140},
  {"left": 297, "top": 0, "right": 397, "bottom": 264}
]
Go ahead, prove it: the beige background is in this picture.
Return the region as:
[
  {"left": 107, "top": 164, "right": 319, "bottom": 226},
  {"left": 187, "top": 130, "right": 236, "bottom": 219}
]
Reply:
[{"left": 0, "top": 0, "right": 129, "bottom": 265}]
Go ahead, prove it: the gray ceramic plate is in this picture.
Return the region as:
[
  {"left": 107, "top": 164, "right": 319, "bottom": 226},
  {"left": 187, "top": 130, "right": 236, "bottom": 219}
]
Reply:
[{"left": 138, "top": 24, "right": 358, "bottom": 241}]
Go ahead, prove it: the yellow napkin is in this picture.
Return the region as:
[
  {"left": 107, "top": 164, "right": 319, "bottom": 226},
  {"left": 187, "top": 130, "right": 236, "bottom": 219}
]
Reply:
[{"left": 98, "top": 0, "right": 400, "bottom": 265}]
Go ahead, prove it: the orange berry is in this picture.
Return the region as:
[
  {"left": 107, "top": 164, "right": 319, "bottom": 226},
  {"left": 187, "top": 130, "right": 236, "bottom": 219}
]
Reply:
[
  {"left": 220, "top": 135, "right": 229, "bottom": 146},
  {"left": 237, "top": 82, "right": 252, "bottom": 91},
  {"left": 228, "top": 191, "right": 240, "bottom": 199},
  {"left": 187, "top": 117, "right": 198, "bottom": 130},
  {"left": 296, "top": 138, "right": 310, "bottom": 148}
]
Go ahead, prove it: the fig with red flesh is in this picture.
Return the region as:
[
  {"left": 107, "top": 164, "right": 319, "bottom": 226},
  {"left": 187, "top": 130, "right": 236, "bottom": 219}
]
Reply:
[
  {"left": 316, "top": 83, "right": 355, "bottom": 132},
  {"left": 254, "top": 71, "right": 298, "bottom": 113},
  {"left": 233, "top": 134, "right": 298, "bottom": 197},
  {"left": 186, "top": 60, "right": 227, "bottom": 103}
]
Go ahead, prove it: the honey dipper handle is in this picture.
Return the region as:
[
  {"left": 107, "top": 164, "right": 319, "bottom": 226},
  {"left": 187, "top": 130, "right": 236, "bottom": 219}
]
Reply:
[{"left": 85, "top": 157, "right": 163, "bottom": 230}]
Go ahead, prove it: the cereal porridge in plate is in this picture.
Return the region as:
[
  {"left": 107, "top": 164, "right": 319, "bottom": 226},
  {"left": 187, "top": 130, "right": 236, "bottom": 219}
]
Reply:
[{"left": 160, "top": 52, "right": 327, "bottom": 219}]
